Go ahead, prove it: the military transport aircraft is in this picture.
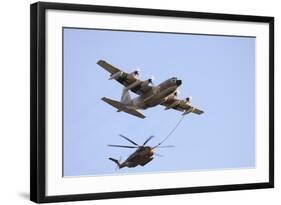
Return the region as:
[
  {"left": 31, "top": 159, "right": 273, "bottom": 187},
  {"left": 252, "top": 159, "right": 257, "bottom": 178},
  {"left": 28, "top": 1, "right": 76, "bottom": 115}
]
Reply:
[{"left": 97, "top": 60, "right": 204, "bottom": 119}]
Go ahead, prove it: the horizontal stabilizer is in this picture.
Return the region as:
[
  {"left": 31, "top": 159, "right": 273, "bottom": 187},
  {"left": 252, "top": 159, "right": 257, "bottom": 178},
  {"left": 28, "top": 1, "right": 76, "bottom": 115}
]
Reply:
[
  {"left": 182, "top": 107, "right": 204, "bottom": 115},
  {"left": 192, "top": 107, "right": 204, "bottom": 115},
  {"left": 101, "top": 97, "right": 145, "bottom": 119}
]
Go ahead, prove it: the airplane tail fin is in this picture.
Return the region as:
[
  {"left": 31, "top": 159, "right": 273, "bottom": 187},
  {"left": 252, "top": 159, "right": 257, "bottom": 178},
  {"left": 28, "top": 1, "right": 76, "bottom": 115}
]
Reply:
[
  {"left": 101, "top": 97, "right": 145, "bottom": 119},
  {"left": 121, "top": 87, "right": 132, "bottom": 104},
  {"left": 108, "top": 157, "right": 121, "bottom": 168}
]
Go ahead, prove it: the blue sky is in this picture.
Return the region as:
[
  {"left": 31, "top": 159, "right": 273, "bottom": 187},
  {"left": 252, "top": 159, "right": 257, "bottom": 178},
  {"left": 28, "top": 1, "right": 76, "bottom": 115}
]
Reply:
[{"left": 63, "top": 28, "right": 256, "bottom": 176}]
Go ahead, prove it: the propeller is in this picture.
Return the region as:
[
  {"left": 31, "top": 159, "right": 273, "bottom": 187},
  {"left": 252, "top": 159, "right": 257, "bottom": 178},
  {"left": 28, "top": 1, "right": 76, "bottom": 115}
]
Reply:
[
  {"left": 152, "top": 143, "right": 175, "bottom": 149},
  {"left": 142, "top": 135, "right": 154, "bottom": 146},
  {"left": 185, "top": 96, "right": 192, "bottom": 103},
  {"left": 148, "top": 75, "right": 155, "bottom": 85},
  {"left": 156, "top": 145, "right": 175, "bottom": 148},
  {"left": 119, "top": 134, "right": 139, "bottom": 146},
  {"left": 133, "top": 68, "right": 141, "bottom": 78},
  {"left": 109, "top": 135, "right": 174, "bottom": 153},
  {"left": 108, "top": 144, "right": 138, "bottom": 148},
  {"left": 154, "top": 153, "right": 164, "bottom": 157},
  {"left": 153, "top": 145, "right": 175, "bottom": 158}
]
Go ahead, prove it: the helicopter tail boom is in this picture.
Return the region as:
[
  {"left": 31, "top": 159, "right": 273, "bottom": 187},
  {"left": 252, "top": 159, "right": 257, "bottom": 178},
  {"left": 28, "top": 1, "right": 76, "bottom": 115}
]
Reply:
[{"left": 108, "top": 157, "right": 121, "bottom": 168}]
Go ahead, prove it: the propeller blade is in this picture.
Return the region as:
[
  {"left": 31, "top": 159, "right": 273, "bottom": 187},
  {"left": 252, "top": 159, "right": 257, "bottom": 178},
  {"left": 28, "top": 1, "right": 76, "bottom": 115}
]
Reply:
[
  {"left": 119, "top": 134, "right": 139, "bottom": 146},
  {"left": 142, "top": 135, "right": 155, "bottom": 146},
  {"left": 108, "top": 144, "right": 138, "bottom": 148},
  {"left": 157, "top": 145, "right": 175, "bottom": 148},
  {"left": 148, "top": 78, "right": 154, "bottom": 85},
  {"left": 134, "top": 68, "right": 141, "bottom": 78},
  {"left": 152, "top": 144, "right": 174, "bottom": 149},
  {"left": 149, "top": 75, "right": 155, "bottom": 85},
  {"left": 155, "top": 153, "right": 164, "bottom": 157}
]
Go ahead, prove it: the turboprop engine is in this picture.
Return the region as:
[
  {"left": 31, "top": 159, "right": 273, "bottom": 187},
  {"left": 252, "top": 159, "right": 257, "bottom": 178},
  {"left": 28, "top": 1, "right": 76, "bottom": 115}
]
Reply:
[
  {"left": 109, "top": 71, "right": 123, "bottom": 80},
  {"left": 125, "top": 78, "right": 154, "bottom": 90},
  {"left": 128, "top": 70, "right": 140, "bottom": 79}
]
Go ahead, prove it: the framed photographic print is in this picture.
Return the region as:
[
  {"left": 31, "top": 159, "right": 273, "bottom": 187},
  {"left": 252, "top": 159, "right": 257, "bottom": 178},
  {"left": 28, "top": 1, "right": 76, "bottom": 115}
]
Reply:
[{"left": 30, "top": 2, "right": 274, "bottom": 203}]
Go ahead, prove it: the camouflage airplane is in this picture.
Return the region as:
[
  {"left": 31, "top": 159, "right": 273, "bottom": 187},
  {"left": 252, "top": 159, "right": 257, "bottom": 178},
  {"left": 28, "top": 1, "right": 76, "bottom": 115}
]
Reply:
[{"left": 97, "top": 60, "right": 204, "bottom": 119}]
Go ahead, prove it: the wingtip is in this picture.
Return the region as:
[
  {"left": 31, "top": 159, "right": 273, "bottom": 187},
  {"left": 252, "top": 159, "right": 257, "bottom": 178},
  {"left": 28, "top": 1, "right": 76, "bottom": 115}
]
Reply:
[
  {"left": 97, "top": 59, "right": 105, "bottom": 65},
  {"left": 138, "top": 114, "right": 146, "bottom": 119},
  {"left": 101, "top": 97, "right": 109, "bottom": 102}
]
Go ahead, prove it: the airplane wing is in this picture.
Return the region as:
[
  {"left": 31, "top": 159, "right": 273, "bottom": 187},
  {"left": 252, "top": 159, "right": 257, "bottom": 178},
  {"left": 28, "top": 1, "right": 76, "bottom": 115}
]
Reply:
[
  {"left": 97, "top": 60, "right": 152, "bottom": 95},
  {"left": 102, "top": 97, "right": 146, "bottom": 119},
  {"left": 161, "top": 97, "right": 204, "bottom": 115}
]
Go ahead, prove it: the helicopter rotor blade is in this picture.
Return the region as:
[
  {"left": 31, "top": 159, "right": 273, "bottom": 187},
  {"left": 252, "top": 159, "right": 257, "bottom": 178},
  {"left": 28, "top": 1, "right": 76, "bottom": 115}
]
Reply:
[
  {"left": 154, "top": 153, "right": 164, "bottom": 157},
  {"left": 108, "top": 144, "right": 138, "bottom": 148},
  {"left": 119, "top": 134, "right": 139, "bottom": 146},
  {"left": 152, "top": 143, "right": 174, "bottom": 149},
  {"left": 156, "top": 145, "right": 175, "bottom": 148},
  {"left": 142, "top": 135, "right": 155, "bottom": 146}
]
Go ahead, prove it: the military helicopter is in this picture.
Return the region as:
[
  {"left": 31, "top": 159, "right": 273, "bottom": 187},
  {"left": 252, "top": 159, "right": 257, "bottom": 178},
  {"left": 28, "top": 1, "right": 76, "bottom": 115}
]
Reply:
[{"left": 108, "top": 134, "right": 174, "bottom": 169}]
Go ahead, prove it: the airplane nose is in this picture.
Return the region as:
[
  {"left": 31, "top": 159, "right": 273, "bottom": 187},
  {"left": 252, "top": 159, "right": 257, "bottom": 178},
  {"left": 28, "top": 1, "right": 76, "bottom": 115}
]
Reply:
[{"left": 176, "top": 80, "right": 182, "bottom": 86}]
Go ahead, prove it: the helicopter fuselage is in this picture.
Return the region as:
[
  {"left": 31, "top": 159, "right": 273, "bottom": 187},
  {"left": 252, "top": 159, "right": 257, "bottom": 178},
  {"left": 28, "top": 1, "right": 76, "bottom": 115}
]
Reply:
[
  {"left": 119, "top": 146, "right": 154, "bottom": 168},
  {"left": 108, "top": 135, "right": 173, "bottom": 169}
]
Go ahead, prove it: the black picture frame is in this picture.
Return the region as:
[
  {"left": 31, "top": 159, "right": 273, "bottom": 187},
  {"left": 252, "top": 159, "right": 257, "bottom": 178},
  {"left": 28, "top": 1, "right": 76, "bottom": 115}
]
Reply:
[{"left": 30, "top": 1, "right": 274, "bottom": 203}]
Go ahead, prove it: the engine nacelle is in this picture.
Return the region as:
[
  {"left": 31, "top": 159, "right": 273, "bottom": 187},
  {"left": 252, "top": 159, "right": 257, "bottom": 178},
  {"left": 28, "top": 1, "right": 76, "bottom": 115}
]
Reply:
[
  {"left": 126, "top": 78, "right": 152, "bottom": 90},
  {"left": 109, "top": 71, "right": 123, "bottom": 80},
  {"left": 141, "top": 78, "right": 153, "bottom": 87},
  {"left": 128, "top": 70, "right": 140, "bottom": 79}
]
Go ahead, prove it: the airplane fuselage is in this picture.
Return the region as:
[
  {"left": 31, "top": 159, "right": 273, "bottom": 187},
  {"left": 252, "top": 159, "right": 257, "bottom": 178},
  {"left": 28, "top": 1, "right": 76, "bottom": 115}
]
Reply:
[{"left": 130, "top": 77, "right": 182, "bottom": 110}]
